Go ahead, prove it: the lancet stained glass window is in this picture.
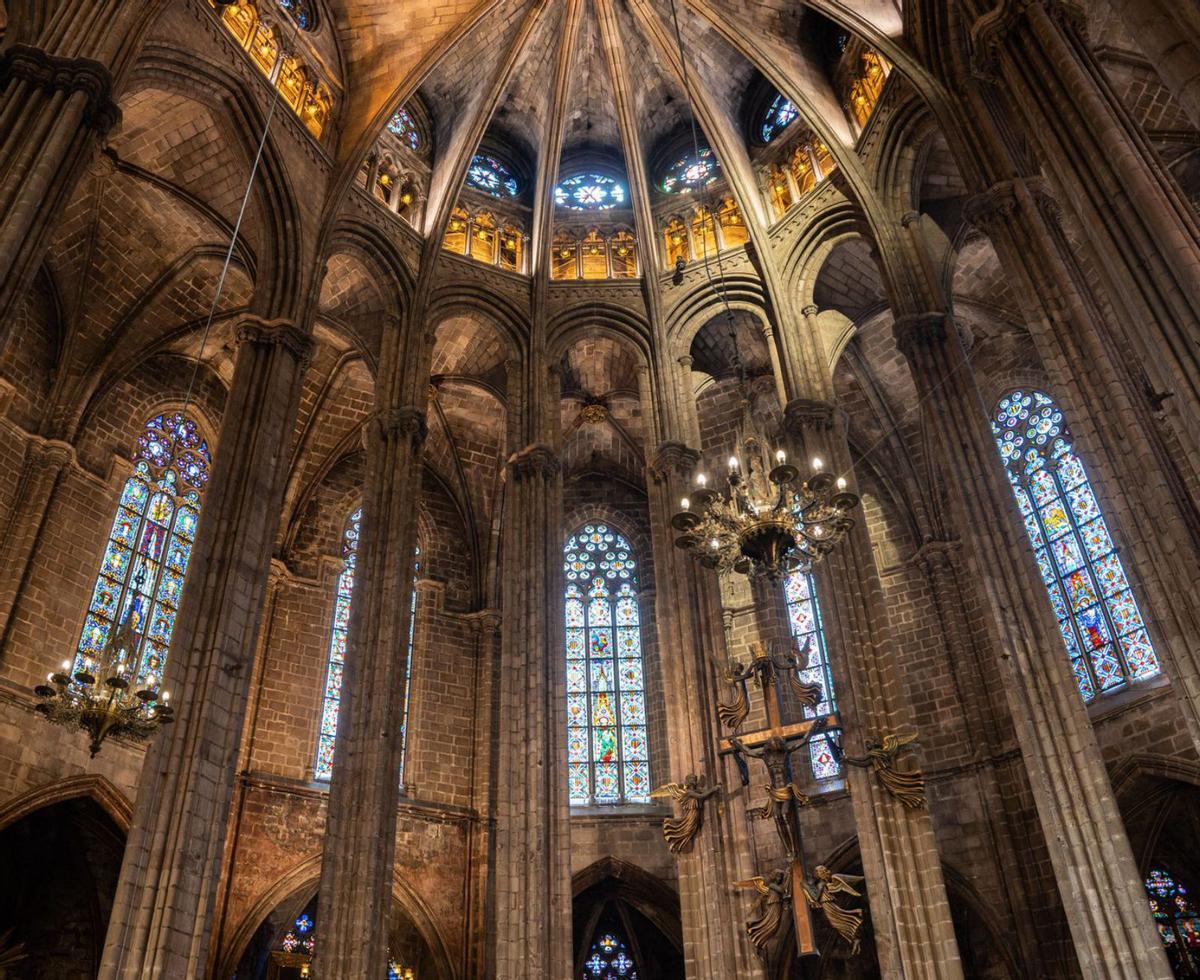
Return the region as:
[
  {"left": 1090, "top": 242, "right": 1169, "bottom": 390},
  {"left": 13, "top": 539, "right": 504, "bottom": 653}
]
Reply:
[
  {"left": 316, "top": 515, "right": 420, "bottom": 783},
  {"left": 783, "top": 570, "right": 840, "bottom": 778},
  {"left": 991, "top": 390, "right": 1160, "bottom": 700},
  {"left": 760, "top": 93, "right": 798, "bottom": 143},
  {"left": 73, "top": 412, "right": 211, "bottom": 689},
  {"left": 555, "top": 174, "right": 626, "bottom": 210},
  {"left": 1146, "top": 868, "right": 1200, "bottom": 974},
  {"left": 466, "top": 153, "right": 518, "bottom": 197},
  {"left": 315, "top": 508, "right": 361, "bottom": 780},
  {"left": 565, "top": 524, "right": 650, "bottom": 805},
  {"left": 581, "top": 929, "right": 639, "bottom": 979}
]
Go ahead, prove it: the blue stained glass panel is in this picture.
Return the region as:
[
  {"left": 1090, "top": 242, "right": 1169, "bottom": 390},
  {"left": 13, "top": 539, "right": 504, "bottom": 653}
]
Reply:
[
  {"left": 563, "top": 522, "right": 650, "bottom": 804},
  {"left": 991, "top": 390, "right": 1161, "bottom": 700},
  {"left": 72, "top": 412, "right": 211, "bottom": 688},
  {"left": 782, "top": 569, "right": 841, "bottom": 779}
]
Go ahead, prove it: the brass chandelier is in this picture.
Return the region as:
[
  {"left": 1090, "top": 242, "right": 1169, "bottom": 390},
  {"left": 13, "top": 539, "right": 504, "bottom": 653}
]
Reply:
[
  {"left": 34, "top": 582, "right": 175, "bottom": 758},
  {"left": 671, "top": 404, "right": 858, "bottom": 581}
]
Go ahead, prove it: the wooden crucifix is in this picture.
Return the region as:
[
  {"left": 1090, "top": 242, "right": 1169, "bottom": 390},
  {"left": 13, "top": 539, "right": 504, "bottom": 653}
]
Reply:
[{"left": 719, "top": 640, "right": 836, "bottom": 959}]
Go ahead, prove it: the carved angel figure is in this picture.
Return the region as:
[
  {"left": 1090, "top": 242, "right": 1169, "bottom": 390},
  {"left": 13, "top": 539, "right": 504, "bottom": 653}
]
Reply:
[
  {"left": 716, "top": 667, "right": 749, "bottom": 731},
  {"left": 734, "top": 866, "right": 791, "bottom": 957},
  {"left": 831, "top": 730, "right": 925, "bottom": 809},
  {"left": 782, "top": 637, "right": 824, "bottom": 708},
  {"left": 650, "top": 773, "right": 721, "bottom": 854},
  {"left": 801, "top": 865, "right": 866, "bottom": 955}
]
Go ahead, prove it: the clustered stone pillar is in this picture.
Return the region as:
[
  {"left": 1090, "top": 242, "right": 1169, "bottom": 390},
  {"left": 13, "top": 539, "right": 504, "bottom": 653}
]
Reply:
[
  {"left": 0, "top": 0, "right": 166, "bottom": 333},
  {"left": 969, "top": 0, "right": 1200, "bottom": 464},
  {"left": 312, "top": 404, "right": 427, "bottom": 978},
  {"left": 782, "top": 399, "right": 964, "bottom": 978},
  {"left": 99, "top": 316, "right": 311, "bottom": 978},
  {"left": 957, "top": 186, "right": 1200, "bottom": 749},
  {"left": 647, "top": 441, "right": 751, "bottom": 978},
  {"left": 890, "top": 308, "right": 1170, "bottom": 976},
  {"left": 0, "top": 437, "right": 76, "bottom": 646},
  {"left": 491, "top": 441, "right": 573, "bottom": 979}
]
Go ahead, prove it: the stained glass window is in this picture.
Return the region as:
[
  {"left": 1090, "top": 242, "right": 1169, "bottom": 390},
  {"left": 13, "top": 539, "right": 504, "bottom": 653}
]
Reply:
[
  {"left": 660, "top": 147, "right": 719, "bottom": 194},
  {"left": 564, "top": 523, "right": 650, "bottom": 805},
  {"left": 466, "top": 154, "right": 519, "bottom": 197},
  {"left": 555, "top": 174, "right": 627, "bottom": 210},
  {"left": 315, "top": 508, "right": 361, "bottom": 780},
  {"left": 783, "top": 570, "right": 840, "bottom": 779},
  {"left": 276, "top": 0, "right": 314, "bottom": 30},
  {"left": 1146, "top": 868, "right": 1200, "bottom": 974},
  {"left": 387, "top": 107, "right": 421, "bottom": 151},
  {"left": 580, "top": 929, "right": 639, "bottom": 979},
  {"left": 274, "top": 907, "right": 415, "bottom": 977},
  {"left": 73, "top": 412, "right": 211, "bottom": 690},
  {"left": 760, "top": 93, "right": 798, "bottom": 143},
  {"left": 316, "top": 516, "right": 420, "bottom": 784},
  {"left": 991, "top": 390, "right": 1160, "bottom": 700}
]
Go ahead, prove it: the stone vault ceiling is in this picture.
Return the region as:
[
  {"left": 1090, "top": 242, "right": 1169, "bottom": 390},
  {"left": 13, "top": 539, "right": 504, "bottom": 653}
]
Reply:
[{"left": 325, "top": 0, "right": 905, "bottom": 233}]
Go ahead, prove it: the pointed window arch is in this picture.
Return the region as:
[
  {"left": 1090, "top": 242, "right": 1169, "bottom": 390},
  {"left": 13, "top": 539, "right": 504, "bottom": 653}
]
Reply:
[
  {"left": 991, "top": 390, "right": 1160, "bottom": 699},
  {"left": 315, "top": 508, "right": 420, "bottom": 783},
  {"left": 74, "top": 412, "right": 211, "bottom": 690},
  {"left": 564, "top": 523, "right": 651, "bottom": 805},
  {"left": 782, "top": 570, "right": 840, "bottom": 778}
]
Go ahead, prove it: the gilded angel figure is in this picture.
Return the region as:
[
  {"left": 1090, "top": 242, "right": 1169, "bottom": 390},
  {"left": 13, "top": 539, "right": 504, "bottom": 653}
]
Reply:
[{"left": 650, "top": 773, "right": 721, "bottom": 854}]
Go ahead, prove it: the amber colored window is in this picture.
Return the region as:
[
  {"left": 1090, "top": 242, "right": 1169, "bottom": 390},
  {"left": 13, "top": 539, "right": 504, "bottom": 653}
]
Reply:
[
  {"left": 553, "top": 234, "right": 579, "bottom": 280},
  {"left": 768, "top": 166, "right": 793, "bottom": 217},
  {"left": 249, "top": 22, "right": 279, "bottom": 76},
  {"left": 664, "top": 218, "right": 689, "bottom": 266},
  {"left": 471, "top": 211, "right": 498, "bottom": 265},
  {"left": 609, "top": 231, "right": 637, "bottom": 278},
  {"left": 717, "top": 199, "right": 748, "bottom": 249},
  {"left": 221, "top": 0, "right": 258, "bottom": 45},
  {"left": 302, "top": 84, "right": 331, "bottom": 139},
  {"left": 691, "top": 208, "right": 718, "bottom": 260},
  {"left": 581, "top": 230, "right": 608, "bottom": 280},
  {"left": 500, "top": 225, "right": 522, "bottom": 272},
  {"left": 374, "top": 166, "right": 395, "bottom": 206},
  {"left": 791, "top": 146, "right": 817, "bottom": 195},
  {"left": 814, "top": 140, "right": 836, "bottom": 177},
  {"left": 444, "top": 207, "right": 469, "bottom": 255}
]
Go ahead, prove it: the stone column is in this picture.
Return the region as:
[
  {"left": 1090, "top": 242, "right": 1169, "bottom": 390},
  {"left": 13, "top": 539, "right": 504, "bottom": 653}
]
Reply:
[
  {"left": 958, "top": 187, "right": 1200, "bottom": 754},
  {"left": 491, "top": 442, "right": 573, "bottom": 979},
  {"left": 891, "top": 309, "right": 1170, "bottom": 976},
  {"left": 970, "top": 0, "right": 1200, "bottom": 454},
  {"left": 782, "top": 400, "right": 964, "bottom": 979},
  {"left": 0, "top": 437, "right": 76, "bottom": 646},
  {"left": 0, "top": 0, "right": 164, "bottom": 332},
  {"left": 647, "top": 441, "right": 752, "bottom": 978},
  {"left": 312, "top": 405, "right": 427, "bottom": 979},
  {"left": 99, "top": 317, "right": 311, "bottom": 978}
]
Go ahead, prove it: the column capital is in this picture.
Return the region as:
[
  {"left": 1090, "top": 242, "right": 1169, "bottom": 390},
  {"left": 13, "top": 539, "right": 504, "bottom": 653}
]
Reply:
[
  {"left": 649, "top": 441, "right": 700, "bottom": 483},
  {"left": 30, "top": 437, "right": 76, "bottom": 471},
  {"left": 963, "top": 176, "right": 1060, "bottom": 232},
  {"left": 892, "top": 312, "right": 949, "bottom": 355},
  {"left": 910, "top": 537, "right": 963, "bottom": 574},
  {"left": 235, "top": 317, "right": 313, "bottom": 368},
  {"left": 0, "top": 44, "right": 119, "bottom": 134},
  {"left": 507, "top": 443, "right": 560, "bottom": 481},
  {"left": 782, "top": 398, "right": 845, "bottom": 435},
  {"left": 465, "top": 609, "right": 503, "bottom": 637},
  {"left": 970, "top": 0, "right": 1087, "bottom": 79},
  {"left": 372, "top": 406, "right": 427, "bottom": 446},
  {"left": 801, "top": 304, "right": 820, "bottom": 318}
]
